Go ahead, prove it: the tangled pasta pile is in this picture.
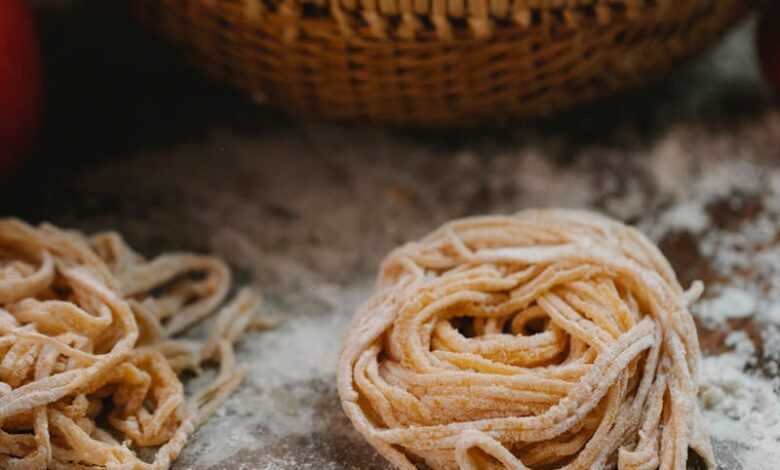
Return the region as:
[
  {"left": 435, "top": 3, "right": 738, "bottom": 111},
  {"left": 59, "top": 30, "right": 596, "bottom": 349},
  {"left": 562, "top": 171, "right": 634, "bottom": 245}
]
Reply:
[
  {"left": 338, "top": 209, "right": 714, "bottom": 470},
  {"left": 0, "top": 219, "right": 271, "bottom": 469}
]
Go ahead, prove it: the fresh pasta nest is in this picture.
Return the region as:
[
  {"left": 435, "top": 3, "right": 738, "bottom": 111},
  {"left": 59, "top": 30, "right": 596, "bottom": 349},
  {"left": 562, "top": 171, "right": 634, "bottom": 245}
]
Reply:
[
  {"left": 338, "top": 209, "right": 714, "bottom": 470},
  {"left": 0, "top": 219, "right": 271, "bottom": 469}
]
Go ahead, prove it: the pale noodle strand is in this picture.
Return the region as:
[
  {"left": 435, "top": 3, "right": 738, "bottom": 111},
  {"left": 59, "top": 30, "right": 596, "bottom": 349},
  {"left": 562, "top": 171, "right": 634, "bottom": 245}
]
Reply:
[
  {"left": 0, "top": 219, "right": 272, "bottom": 469},
  {"left": 338, "top": 209, "right": 714, "bottom": 470}
]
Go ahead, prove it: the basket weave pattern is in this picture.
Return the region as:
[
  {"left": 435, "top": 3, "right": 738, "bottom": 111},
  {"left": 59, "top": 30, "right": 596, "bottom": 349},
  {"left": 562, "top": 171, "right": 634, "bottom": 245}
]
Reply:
[{"left": 137, "top": 0, "right": 751, "bottom": 124}]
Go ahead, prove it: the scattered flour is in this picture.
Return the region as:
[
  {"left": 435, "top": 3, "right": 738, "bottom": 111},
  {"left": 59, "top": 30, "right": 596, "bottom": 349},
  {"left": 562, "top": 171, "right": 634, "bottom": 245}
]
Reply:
[
  {"left": 693, "top": 190, "right": 780, "bottom": 336},
  {"left": 659, "top": 200, "right": 711, "bottom": 234},
  {"left": 763, "top": 303, "right": 780, "bottom": 324},
  {"left": 696, "top": 287, "right": 757, "bottom": 325},
  {"left": 173, "top": 282, "right": 372, "bottom": 468},
  {"left": 648, "top": 162, "right": 780, "bottom": 469},
  {"left": 763, "top": 325, "right": 780, "bottom": 378},
  {"left": 700, "top": 332, "right": 780, "bottom": 470}
]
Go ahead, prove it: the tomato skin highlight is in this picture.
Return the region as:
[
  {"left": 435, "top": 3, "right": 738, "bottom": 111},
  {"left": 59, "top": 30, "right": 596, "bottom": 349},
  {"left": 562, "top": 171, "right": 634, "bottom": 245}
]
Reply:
[{"left": 0, "top": 0, "right": 42, "bottom": 173}]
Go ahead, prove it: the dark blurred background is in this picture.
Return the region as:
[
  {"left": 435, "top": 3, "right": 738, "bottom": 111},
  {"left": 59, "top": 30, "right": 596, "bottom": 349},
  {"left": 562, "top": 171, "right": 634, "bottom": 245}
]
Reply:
[
  {"left": 16, "top": 2, "right": 775, "bottom": 178},
  {"left": 3, "top": 1, "right": 776, "bottom": 238}
]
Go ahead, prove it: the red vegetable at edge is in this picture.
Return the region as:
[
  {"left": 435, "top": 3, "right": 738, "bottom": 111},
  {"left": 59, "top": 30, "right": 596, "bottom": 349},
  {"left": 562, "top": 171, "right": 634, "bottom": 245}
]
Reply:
[
  {"left": 758, "top": 2, "right": 780, "bottom": 95},
  {"left": 0, "top": 0, "right": 42, "bottom": 173}
]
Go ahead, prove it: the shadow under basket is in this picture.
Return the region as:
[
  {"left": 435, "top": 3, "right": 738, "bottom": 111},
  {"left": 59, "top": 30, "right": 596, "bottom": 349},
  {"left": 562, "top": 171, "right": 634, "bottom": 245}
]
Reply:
[{"left": 135, "top": 0, "right": 753, "bottom": 126}]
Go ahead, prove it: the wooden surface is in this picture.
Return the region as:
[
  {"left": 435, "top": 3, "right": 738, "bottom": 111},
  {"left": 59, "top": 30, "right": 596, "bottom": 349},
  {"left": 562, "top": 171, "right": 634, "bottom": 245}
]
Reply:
[{"left": 5, "top": 5, "right": 780, "bottom": 469}]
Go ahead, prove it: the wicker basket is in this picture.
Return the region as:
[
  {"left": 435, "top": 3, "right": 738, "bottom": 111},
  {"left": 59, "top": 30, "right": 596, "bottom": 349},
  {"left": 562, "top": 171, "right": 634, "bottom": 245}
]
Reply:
[{"left": 136, "top": 0, "right": 752, "bottom": 125}]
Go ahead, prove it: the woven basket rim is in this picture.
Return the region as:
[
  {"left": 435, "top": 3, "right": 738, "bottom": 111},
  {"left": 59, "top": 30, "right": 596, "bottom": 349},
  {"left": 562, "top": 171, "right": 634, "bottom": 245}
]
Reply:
[
  {"left": 135, "top": 0, "right": 753, "bottom": 125},
  {"left": 191, "top": 0, "right": 717, "bottom": 42}
]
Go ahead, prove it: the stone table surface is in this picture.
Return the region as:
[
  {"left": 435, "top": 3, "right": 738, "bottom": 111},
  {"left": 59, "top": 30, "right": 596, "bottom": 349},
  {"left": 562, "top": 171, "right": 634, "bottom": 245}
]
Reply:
[{"left": 6, "top": 5, "right": 780, "bottom": 470}]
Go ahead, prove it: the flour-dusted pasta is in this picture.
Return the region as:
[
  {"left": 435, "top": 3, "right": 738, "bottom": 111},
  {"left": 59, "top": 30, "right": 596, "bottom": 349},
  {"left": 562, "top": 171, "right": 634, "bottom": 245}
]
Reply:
[
  {"left": 0, "top": 219, "right": 272, "bottom": 469},
  {"left": 338, "top": 209, "right": 714, "bottom": 470}
]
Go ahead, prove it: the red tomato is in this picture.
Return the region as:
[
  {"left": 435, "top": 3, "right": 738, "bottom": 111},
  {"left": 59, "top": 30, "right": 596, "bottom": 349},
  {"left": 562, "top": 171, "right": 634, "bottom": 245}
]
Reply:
[
  {"left": 0, "top": 0, "right": 42, "bottom": 172},
  {"left": 758, "top": 2, "right": 780, "bottom": 95}
]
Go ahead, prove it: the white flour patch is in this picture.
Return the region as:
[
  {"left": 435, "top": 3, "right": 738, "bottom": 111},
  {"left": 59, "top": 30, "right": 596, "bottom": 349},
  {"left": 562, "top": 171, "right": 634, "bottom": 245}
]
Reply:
[
  {"left": 696, "top": 287, "right": 757, "bottom": 325},
  {"left": 647, "top": 161, "right": 780, "bottom": 469},
  {"left": 174, "top": 283, "right": 372, "bottom": 468},
  {"left": 659, "top": 201, "right": 711, "bottom": 234},
  {"left": 763, "top": 325, "right": 780, "bottom": 378},
  {"left": 700, "top": 333, "right": 780, "bottom": 470}
]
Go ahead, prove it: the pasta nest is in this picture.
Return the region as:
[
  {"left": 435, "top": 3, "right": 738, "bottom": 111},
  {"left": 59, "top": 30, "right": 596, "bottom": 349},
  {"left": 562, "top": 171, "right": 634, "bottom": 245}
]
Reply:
[
  {"left": 0, "top": 219, "right": 271, "bottom": 470},
  {"left": 338, "top": 209, "right": 714, "bottom": 470}
]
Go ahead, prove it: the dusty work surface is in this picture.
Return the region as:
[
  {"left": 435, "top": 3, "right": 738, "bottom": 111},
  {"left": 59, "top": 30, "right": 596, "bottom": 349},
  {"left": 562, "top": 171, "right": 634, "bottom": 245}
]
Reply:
[{"left": 6, "top": 7, "right": 780, "bottom": 470}]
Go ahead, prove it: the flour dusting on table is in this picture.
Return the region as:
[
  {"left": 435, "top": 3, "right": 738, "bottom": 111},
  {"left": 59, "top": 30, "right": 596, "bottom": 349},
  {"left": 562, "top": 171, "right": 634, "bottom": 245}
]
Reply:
[
  {"left": 700, "top": 332, "right": 780, "bottom": 470},
  {"left": 648, "top": 159, "right": 780, "bottom": 470}
]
